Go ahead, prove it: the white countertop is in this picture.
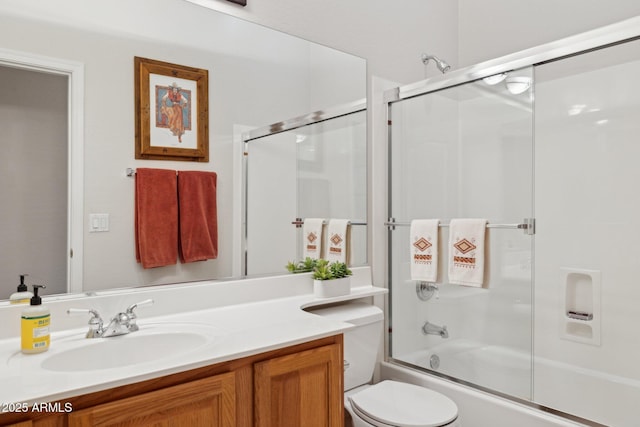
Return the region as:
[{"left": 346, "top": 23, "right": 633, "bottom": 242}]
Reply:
[{"left": 0, "top": 277, "right": 386, "bottom": 406}]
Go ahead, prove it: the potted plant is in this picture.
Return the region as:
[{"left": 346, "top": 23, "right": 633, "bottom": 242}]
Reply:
[
  {"left": 286, "top": 257, "right": 318, "bottom": 274},
  {"left": 312, "top": 259, "right": 352, "bottom": 298}
]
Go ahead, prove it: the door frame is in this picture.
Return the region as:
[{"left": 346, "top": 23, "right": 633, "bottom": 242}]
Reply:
[{"left": 0, "top": 48, "right": 84, "bottom": 294}]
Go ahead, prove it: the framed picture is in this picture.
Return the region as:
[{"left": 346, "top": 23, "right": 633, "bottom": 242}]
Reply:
[{"left": 134, "top": 57, "right": 209, "bottom": 162}]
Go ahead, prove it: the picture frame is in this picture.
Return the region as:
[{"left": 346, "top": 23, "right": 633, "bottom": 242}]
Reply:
[{"left": 134, "top": 57, "right": 209, "bottom": 162}]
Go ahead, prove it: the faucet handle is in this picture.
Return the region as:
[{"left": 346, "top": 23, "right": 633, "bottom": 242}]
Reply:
[
  {"left": 126, "top": 298, "right": 154, "bottom": 314},
  {"left": 125, "top": 299, "right": 154, "bottom": 332},
  {"left": 440, "top": 325, "right": 449, "bottom": 338},
  {"left": 67, "top": 308, "right": 104, "bottom": 338}
]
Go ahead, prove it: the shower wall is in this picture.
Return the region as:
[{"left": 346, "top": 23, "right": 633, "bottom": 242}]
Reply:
[
  {"left": 388, "top": 35, "right": 640, "bottom": 427},
  {"left": 533, "top": 38, "right": 640, "bottom": 426}
]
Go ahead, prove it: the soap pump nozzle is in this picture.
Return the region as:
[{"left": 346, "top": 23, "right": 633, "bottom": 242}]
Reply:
[
  {"left": 30, "top": 285, "right": 46, "bottom": 306},
  {"left": 17, "top": 274, "right": 28, "bottom": 292}
]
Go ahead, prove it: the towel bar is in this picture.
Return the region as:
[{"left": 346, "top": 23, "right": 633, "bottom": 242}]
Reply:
[
  {"left": 385, "top": 218, "right": 535, "bottom": 235},
  {"left": 291, "top": 218, "right": 367, "bottom": 228}
]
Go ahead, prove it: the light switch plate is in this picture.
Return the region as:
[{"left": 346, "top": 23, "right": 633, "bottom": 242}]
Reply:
[{"left": 89, "top": 213, "right": 109, "bottom": 232}]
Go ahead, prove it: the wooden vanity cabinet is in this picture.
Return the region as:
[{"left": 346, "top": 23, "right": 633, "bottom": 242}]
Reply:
[
  {"left": 254, "top": 343, "right": 343, "bottom": 427},
  {"left": 68, "top": 372, "right": 237, "bottom": 426},
  {"left": 0, "top": 335, "right": 343, "bottom": 427}
]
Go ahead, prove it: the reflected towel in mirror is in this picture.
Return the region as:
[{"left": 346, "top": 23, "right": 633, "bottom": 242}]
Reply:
[
  {"left": 135, "top": 168, "right": 178, "bottom": 268},
  {"left": 303, "top": 218, "right": 324, "bottom": 260},
  {"left": 325, "top": 219, "right": 351, "bottom": 264},
  {"left": 178, "top": 171, "right": 218, "bottom": 263}
]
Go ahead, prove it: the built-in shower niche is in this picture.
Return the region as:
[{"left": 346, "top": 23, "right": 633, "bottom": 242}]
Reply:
[{"left": 560, "top": 268, "right": 601, "bottom": 346}]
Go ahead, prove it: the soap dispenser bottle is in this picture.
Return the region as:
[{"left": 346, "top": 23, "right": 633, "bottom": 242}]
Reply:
[
  {"left": 21, "top": 285, "right": 50, "bottom": 354},
  {"left": 9, "top": 274, "right": 33, "bottom": 305}
]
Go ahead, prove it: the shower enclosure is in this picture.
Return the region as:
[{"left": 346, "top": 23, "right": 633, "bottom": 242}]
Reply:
[
  {"left": 243, "top": 101, "right": 367, "bottom": 277},
  {"left": 386, "top": 19, "right": 640, "bottom": 427}
]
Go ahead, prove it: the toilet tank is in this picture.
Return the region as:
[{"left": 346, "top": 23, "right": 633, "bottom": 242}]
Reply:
[{"left": 307, "top": 302, "right": 384, "bottom": 391}]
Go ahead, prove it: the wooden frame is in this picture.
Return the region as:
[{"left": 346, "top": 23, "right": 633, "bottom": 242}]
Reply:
[{"left": 134, "top": 57, "right": 209, "bottom": 162}]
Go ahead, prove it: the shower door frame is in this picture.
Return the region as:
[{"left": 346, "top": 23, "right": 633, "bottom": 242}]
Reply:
[{"left": 383, "top": 15, "right": 640, "bottom": 426}]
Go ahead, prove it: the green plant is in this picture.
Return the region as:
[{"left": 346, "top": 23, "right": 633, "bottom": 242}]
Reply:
[
  {"left": 312, "top": 259, "right": 352, "bottom": 281},
  {"left": 286, "top": 257, "right": 318, "bottom": 273}
]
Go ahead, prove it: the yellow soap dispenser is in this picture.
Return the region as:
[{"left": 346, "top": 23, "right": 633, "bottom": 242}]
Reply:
[
  {"left": 10, "top": 274, "right": 33, "bottom": 304},
  {"left": 21, "top": 285, "right": 50, "bottom": 354}
]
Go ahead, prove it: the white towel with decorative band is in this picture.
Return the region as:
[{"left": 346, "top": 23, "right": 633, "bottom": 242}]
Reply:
[
  {"left": 410, "top": 219, "right": 440, "bottom": 282},
  {"left": 448, "top": 218, "right": 488, "bottom": 287},
  {"left": 302, "top": 218, "right": 324, "bottom": 260},
  {"left": 326, "top": 219, "right": 351, "bottom": 264}
]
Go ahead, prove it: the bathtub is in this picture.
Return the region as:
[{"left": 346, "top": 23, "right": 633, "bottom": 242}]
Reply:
[
  {"left": 396, "top": 339, "right": 532, "bottom": 400},
  {"left": 388, "top": 339, "right": 640, "bottom": 426}
]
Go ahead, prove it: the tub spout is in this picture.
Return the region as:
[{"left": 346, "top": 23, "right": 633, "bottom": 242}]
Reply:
[{"left": 422, "top": 321, "right": 449, "bottom": 338}]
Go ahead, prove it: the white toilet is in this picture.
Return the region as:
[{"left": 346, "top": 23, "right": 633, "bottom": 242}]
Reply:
[{"left": 309, "top": 302, "right": 460, "bottom": 427}]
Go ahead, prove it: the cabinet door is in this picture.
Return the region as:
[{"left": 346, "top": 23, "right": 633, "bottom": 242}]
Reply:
[
  {"left": 68, "top": 371, "right": 236, "bottom": 427},
  {"left": 254, "top": 343, "right": 343, "bottom": 427}
]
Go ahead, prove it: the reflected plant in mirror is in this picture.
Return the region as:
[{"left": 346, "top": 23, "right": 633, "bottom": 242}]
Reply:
[
  {"left": 286, "top": 258, "right": 319, "bottom": 274},
  {"left": 0, "top": 0, "right": 366, "bottom": 301}
]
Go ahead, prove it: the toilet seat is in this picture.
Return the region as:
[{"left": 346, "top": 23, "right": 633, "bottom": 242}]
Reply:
[{"left": 348, "top": 380, "right": 458, "bottom": 427}]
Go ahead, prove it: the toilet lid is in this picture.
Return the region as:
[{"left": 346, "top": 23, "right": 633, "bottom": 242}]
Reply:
[{"left": 349, "top": 380, "right": 458, "bottom": 427}]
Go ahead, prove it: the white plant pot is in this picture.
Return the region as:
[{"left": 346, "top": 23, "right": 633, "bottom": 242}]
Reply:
[{"left": 313, "top": 276, "right": 351, "bottom": 298}]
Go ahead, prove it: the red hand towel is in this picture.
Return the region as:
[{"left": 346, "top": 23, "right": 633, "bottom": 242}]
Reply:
[
  {"left": 178, "top": 171, "right": 218, "bottom": 263},
  {"left": 135, "top": 168, "right": 179, "bottom": 268}
]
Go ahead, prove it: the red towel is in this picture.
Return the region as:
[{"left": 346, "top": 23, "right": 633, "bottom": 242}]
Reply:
[
  {"left": 135, "top": 168, "right": 178, "bottom": 268},
  {"left": 178, "top": 171, "right": 218, "bottom": 263}
]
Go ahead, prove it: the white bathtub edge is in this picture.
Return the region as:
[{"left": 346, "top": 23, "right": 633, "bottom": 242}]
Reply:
[{"left": 379, "top": 361, "right": 591, "bottom": 427}]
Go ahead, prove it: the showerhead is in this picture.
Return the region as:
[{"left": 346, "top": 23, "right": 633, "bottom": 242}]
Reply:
[{"left": 421, "top": 53, "right": 451, "bottom": 74}]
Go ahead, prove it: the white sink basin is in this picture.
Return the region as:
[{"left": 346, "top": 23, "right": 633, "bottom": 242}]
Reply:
[
  {"left": 41, "top": 330, "right": 209, "bottom": 372},
  {"left": 3, "top": 322, "right": 220, "bottom": 373}
]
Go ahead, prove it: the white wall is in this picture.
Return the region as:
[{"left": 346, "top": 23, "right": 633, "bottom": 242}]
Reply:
[
  {"left": 185, "top": 0, "right": 460, "bottom": 85},
  {"left": 192, "top": 0, "right": 640, "bottom": 85},
  {"left": 458, "top": 0, "right": 640, "bottom": 67}
]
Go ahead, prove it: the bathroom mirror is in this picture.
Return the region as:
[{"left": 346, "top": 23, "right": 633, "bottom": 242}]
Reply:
[{"left": 0, "top": 0, "right": 366, "bottom": 300}]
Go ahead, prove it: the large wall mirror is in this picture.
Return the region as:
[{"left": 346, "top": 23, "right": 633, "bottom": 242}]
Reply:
[{"left": 0, "top": 0, "right": 366, "bottom": 301}]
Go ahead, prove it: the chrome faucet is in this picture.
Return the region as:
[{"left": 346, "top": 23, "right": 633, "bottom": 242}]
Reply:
[
  {"left": 422, "top": 321, "right": 449, "bottom": 338},
  {"left": 68, "top": 299, "right": 154, "bottom": 338}
]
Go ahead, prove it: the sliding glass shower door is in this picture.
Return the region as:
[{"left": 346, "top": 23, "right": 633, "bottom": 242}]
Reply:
[{"left": 388, "top": 66, "right": 535, "bottom": 399}]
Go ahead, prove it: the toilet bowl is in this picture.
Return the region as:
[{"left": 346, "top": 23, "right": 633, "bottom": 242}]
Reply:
[
  {"left": 307, "top": 302, "right": 460, "bottom": 427},
  {"left": 345, "top": 380, "right": 460, "bottom": 427}
]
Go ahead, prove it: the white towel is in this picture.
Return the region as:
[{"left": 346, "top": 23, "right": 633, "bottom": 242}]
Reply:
[
  {"left": 448, "top": 219, "right": 488, "bottom": 287},
  {"left": 326, "top": 219, "right": 351, "bottom": 263},
  {"left": 410, "top": 219, "right": 440, "bottom": 282},
  {"left": 302, "top": 218, "right": 324, "bottom": 260}
]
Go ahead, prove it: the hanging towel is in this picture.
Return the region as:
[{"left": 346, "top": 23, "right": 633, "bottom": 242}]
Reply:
[
  {"left": 135, "top": 168, "right": 178, "bottom": 269},
  {"left": 303, "top": 218, "right": 324, "bottom": 260},
  {"left": 177, "top": 171, "right": 218, "bottom": 263},
  {"left": 326, "top": 219, "right": 351, "bottom": 264},
  {"left": 410, "top": 219, "right": 440, "bottom": 282},
  {"left": 448, "top": 218, "right": 488, "bottom": 287}
]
